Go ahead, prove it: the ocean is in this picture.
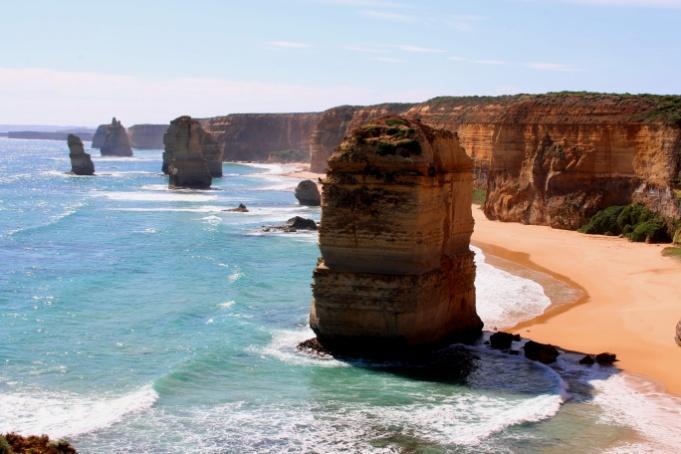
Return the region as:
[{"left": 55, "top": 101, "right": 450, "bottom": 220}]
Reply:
[{"left": 0, "top": 137, "right": 679, "bottom": 453}]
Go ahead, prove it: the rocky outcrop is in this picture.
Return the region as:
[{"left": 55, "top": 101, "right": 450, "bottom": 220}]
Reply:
[
  {"left": 262, "top": 216, "right": 318, "bottom": 233},
  {"left": 310, "top": 116, "right": 482, "bottom": 354},
  {"left": 100, "top": 118, "right": 133, "bottom": 157},
  {"left": 164, "top": 116, "right": 213, "bottom": 189},
  {"left": 163, "top": 116, "right": 222, "bottom": 178},
  {"left": 67, "top": 134, "right": 95, "bottom": 175},
  {"left": 200, "top": 112, "right": 321, "bottom": 162},
  {"left": 1, "top": 432, "right": 77, "bottom": 453},
  {"left": 306, "top": 94, "right": 681, "bottom": 230},
  {"left": 294, "top": 180, "right": 321, "bottom": 206},
  {"left": 128, "top": 124, "right": 168, "bottom": 149},
  {"left": 91, "top": 124, "right": 109, "bottom": 148},
  {"left": 309, "top": 104, "right": 413, "bottom": 173}
]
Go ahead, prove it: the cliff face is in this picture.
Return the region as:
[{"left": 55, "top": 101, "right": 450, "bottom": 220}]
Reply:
[
  {"left": 310, "top": 117, "right": 482, "bottom": 353},
  {"left": 128, "top": 124, "right": 168, "bottom": 149},
  {"left": 201, "top": 112, "right": 321, "bottom": 162},
  {"left": 308, "top": 95, "right": 681, "bottom": 228}
]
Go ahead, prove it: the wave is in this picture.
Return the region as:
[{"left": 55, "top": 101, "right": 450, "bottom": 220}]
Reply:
[
  {"left": 473, "top": 246, "right": 551, "bottom": 330},
  {"left": 107, "top": 205, "right": 228, "bottom": 213},
  {"left": 5, "top": 202, "right": 84, "bottom": 237},
  {"left": 0, "top": 384, "right": 158, "bottom": 438},
  {"left": 91, "top": 191, "right": 218, "bottom": 202}
]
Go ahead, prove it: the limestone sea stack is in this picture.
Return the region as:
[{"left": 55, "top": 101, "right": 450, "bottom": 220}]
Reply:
[
  {"left": 100, "top": 117, "right": 133, "bottom": 157},
  {"left": 294, "top": 179, "right": 321, "bottom": 206},
  {"left": 310, "top": 116, "right": 482, "bottom": 354},
  {"left": 67, "top": 134, "right": 95, "bottom": 175},
  {"left": 164, "top": 116, "right": 213, "bottom": 189},
  {"left": 163, "top": 116, "right": 222, "bottom": 177}
]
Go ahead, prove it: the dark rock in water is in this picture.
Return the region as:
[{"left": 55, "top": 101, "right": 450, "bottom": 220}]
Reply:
[
  {"left": 164, "top": 116, "right": 213, "bottom": 189},
  {"left": 523, "top": 340, "right": 559, "bottom": 364},
  {"left": 489, "top": 331, "right": 520, "bottom": 350},
  {"left": 595, "top": 352, "right": 617, "bottom": 366},
  {"left": 1, "top": 432, "right": 77, "bottom": 453},
  {"left": 100, "top": 117, "right": 133, "bottom": 157},
  {"left": 262, "top": 216, "right": 318, "bottom": 233},
  {"left": 67, "top": 134, "right": 94, "bottom": 175},
  {"left": 579, "top": 354, "right": 595, "bottom": 365},
  {"left": 294, "top": 180, "right": 321, "bottom": 206},
  {"left": 91, "top": 124, "right": 109, "bottom": 148},
  {"left": 224, "top": 203, "right": 249, "bottom": 212},
  {"left": 297, "top": 337, "right": 330, "bottom": 356}
]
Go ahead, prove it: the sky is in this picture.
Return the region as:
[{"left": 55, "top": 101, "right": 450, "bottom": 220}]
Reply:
[{"left": 0, "top": 0, "right": 680, "bottom": 125}]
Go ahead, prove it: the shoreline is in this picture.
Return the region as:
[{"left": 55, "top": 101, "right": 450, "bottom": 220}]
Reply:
[{"left": 471, "top": 206, "right": 681, "bottom": 396}]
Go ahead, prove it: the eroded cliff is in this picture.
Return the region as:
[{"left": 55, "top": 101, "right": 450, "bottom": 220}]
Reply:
[
  {"left": 128, "top": 124, "right": 168, "bottom": 149},
  {"left": 310, "top": 116, "right": 482, "bottom": 354},
  {"left": 201, "top": 112, "right": 321, "bottom": 162}
]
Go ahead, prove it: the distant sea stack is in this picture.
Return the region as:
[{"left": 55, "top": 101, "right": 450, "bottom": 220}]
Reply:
[
  {"left": 67, "top": 134, "right": 95, "bottom": 175},
  {"left": 91, "top": 124, "right": 109, "bottom": 148},
  {"left": 100, "top": 118, "right": 133, "bottom": 157},
  {"left": 164, "top": 116, "right": 213, "bottom": 189},
  {"left": 294, "top": 180, "right": 321, "bottom": 206},
  {"left": 128, "top": 124, "right": 169, "bottom": 149},
  {"left": 310, "top": 116, "right": 482, "bottom": 355}
]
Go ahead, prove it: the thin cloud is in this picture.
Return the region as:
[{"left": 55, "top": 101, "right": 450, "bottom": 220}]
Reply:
[
  {"left": 558, "top": 0, "right": 681, "bottom": 7},
  {"left": 528, "top": 62, "right": 581, "bottom": 72},
  {"left": 397, "top": 45, "right": 446, "bottom": 54},
  {"left": 447, "top": 56, "right": 467, "bottom": 62},
  {"left": 342, "top": 45, "right": 387, "bottom": 54},
  {"left": 359, "top": 10, "right": 416, "bottom": 22},
  {"left": 316, "top": 0, "right": 403, "bottom": 6},
  {"left": 474, "top": 59, "right": 508, "bottom": 65},
  {"left": 374, "top": 56, "right": 406, "bottom": 63},
  {"left": 266, "top": 41, "right": 310, "bottom": 49}
]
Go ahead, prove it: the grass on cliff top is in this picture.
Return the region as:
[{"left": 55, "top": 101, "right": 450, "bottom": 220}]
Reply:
[
  {"left": 662, "top": 247, "right": 681, "bottom": 261},
  {"left": 425, "top": 92, "right": 681, "bottom": 125}
]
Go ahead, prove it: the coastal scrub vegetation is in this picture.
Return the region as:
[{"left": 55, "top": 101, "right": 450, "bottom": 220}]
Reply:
[
  {"left": 579, "top": 204, "right": 672, "bottom": 243},
  {"left": 472, "top": 188, "right": 487, "bottom": 205},
  {"left": 266, "top": 148, "right": 308, "bottom": 163}
]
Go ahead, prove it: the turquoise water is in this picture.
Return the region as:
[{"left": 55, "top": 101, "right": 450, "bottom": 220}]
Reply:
[{"left": 1, "top": 138, "right": 679, "bottom": 453}]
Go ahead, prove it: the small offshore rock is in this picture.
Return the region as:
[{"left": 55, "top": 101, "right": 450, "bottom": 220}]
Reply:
[
  {"left": 595, "top": 352, "right": 617, "bottom": 366},
  {"left": 297, "top": 337, "right": 330, "bottom": 356},
  {"left": 523, "top": 340, "right": 560, "bottom": 364},
  {"left": 489, "top": 331, "right": 520, "bottom": 350},
  {"left": 579, "top": 354, "right": 595, "bottom": 365},
  {"left": 262, "top": 216, "right": 318, "bottom": 233},
  {"left": 67, "top": 134, "right": 95, "bottom": 175},
  {"left": 1, "top": 432, "right": 77, "bottom": 453},
  {"left": 294, "top": 180, "right": 321, "bottom": 206},
  {"left": 224, "top": 203, "right": 249, "bottom": 212}
]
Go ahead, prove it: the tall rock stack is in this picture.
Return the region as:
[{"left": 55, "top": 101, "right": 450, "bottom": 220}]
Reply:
[
  {"left": 67, "top": 134, "right": 95, "bottom": 175},
  {"left": 310, "top": 116, "right": 482, "bottom": 354},
  {"left": 164, "top": 116, "right": 213, "bottom": 189},
  {"left": 163, "top": 116, "right": 222, "bottom": 178},
  {"left": 100, "top": 117, "right": 133, "bottom": 157}
]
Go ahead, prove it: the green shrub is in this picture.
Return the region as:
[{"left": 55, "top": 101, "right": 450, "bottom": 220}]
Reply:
[
  {"left": 384, "top": 118, "right": 408, "bottom": 127},
  {"left": 0, "top": 436, "right": 12, "bottom": 454},
  {"left": 579, "top": 204, "right": 672, "bottom": 243},
  {"left": 472, "top": 188, "right": 487, "bottom": 205}
]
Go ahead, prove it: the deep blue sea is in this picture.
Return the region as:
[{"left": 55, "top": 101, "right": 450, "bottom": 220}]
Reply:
[{"left": 0, "top": 138, "right": 679, "bottom": 453}]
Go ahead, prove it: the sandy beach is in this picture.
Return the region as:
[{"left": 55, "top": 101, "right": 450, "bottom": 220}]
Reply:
[{"left": 471, "top": 206, "right": 681, "bottom": 395}]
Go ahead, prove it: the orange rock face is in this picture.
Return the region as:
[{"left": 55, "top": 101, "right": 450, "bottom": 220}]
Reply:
[{"left": 310, "top": 117, "right": 482, "bottom": 354}]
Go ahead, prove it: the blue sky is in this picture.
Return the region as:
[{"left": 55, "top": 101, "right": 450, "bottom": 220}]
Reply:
[{"left": 1, "top": 0, "right": 680, "bottom": 125}]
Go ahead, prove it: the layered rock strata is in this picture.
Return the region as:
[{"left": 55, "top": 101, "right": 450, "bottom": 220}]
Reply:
[
  {"left": 100, "top": 117, "right": 133, "bottom": 157},
  {"left": 200, "top": 112, "right": 321, "bottom": 162},
  {"left": 164, "top": 116, "right": 213, "bottom": 189},
  {"left": 310, "top": 116, "right": 482, "bottom": 354},
  {"left": 128, "top": 124, "right": 168, "bottom": 149},
  {"left": 294, "top": 180, "right": 321, "bottom": 206},
  {"left": 67, "top": 134, "right": 95, "bottom": 175}
]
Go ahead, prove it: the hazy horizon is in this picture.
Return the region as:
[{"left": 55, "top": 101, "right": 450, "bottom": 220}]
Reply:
[{"left": 2, "top": 0, "right": 681, "bottom": 125}]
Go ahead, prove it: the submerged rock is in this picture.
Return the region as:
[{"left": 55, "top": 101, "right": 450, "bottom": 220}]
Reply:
[
  {"left": 294, "top": 180, "right": 321, "bottom": 206},
  {"left": 164, "top": 116, "right": 213, "bottom": 189},
  {"left": 310, "top": 116, "right": 482, "bottom": 356},
  {"left": 262, "top": 216, "right": 318, "bottom": 233},
  {"left": 224, "top": 203, "right": 249, "bottom": 212},
  {"left": 100, "top": 117, "right": 133, "bottom": 157},
  {"left": 595, "top": 352, "right": 617, "bottom": 366},
  {"left": 67, "top": 134, "right": 94, "bottom": 175},
  {"left": 523, "top": 341, "right": 559, "bottom": 364}
]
